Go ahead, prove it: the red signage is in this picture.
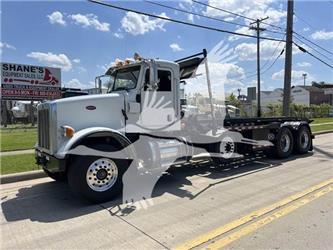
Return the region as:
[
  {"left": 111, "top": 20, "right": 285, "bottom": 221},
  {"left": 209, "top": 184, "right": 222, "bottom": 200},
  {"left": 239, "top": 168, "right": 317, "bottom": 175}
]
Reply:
[{"left": 1, "top": 62, "right": 61, "bottom": 100}]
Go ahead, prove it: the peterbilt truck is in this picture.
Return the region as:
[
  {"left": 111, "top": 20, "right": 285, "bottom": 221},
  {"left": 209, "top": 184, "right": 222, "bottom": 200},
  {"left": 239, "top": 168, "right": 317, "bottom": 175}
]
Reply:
[{"left": 35, "top": 50, "right": 313, "bottom": 202}]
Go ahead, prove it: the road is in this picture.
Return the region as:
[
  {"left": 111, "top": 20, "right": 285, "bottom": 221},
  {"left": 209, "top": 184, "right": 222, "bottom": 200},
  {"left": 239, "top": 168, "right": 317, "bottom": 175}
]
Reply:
[{"left": 1, "top": 134, "right": 332, "bottom": 249}]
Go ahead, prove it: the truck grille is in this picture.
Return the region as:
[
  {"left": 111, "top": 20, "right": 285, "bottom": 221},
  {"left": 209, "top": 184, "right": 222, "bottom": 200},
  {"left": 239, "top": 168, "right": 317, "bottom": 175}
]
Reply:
[{"left": 38, "top": 108, "right": 50, "bottom": 149}]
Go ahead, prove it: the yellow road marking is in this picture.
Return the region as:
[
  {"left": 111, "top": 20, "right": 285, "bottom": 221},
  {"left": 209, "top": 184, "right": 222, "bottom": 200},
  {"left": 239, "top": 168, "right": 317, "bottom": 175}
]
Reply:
[
  {"left": 204, "top": 184, "right": 333, "bottom": 250},
  {"left": 175, "top": 178, "right": 333, "bottom": 250}
]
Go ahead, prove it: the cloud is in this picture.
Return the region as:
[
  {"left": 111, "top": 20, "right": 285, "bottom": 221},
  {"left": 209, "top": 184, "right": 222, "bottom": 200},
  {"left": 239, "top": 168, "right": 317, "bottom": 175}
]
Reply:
[
  {"left": 311, "top": 30, "right": 333, "bottom": 40},
  {"left": 65, "top": 78, "right": 86, "bottom": 89},
  {"left": 121, "top": 12, "right": 169, "bottom": 35},
  {"left": 47, "top": 11, "right": 66, "bottom": 26},
  {"left": 234, "top": 40, "right": 302, "bottom": 61},
  {"left": 77, "top": 66, "right": 87, "bottom": 73},
  {"left": 27, "top": 52, "right": 72, "bottom": 71},
  {"left": 73, "top": 58, "right": 80, "bottom": 63},
  {"left": 271, "top": 69, "right": 315, "bottom": 84},
  {"left": 228, "top": 27, "right": 256, "bottom": 41},
  {"left": 187, "top": 13, "right": 194, "bottom": 22},
  {"left": 302, "top": 27, "right": 310, "bottom": 32},
  {"left": 204, "top": 0, "right": 286, "bottom": 26},
  {"left": 0, "top": 42, "right": 16, "bottom": 54},
  {"left": 297, "top": 62, "right": 311, "bottom": 67},
  {"left": 170, "top": 43, "right": 184, "bottom": 52},
  {"left": 113, "top": 32, "right": 124, "bottom": 39},
  {"left": 69, "top": 13, "right": 110, "bottom": 32}
]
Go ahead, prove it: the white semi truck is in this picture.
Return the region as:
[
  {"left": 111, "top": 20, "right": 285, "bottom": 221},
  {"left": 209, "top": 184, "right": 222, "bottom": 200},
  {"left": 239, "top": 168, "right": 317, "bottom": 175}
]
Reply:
[{"left": 35, "top": 50, "right": 313, "bottom": 202}]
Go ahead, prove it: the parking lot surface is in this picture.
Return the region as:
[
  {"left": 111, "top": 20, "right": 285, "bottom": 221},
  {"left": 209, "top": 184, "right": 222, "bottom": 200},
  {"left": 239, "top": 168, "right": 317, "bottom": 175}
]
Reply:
[{"left": 1, "top": 134, "right": 332, "bottom": 249}]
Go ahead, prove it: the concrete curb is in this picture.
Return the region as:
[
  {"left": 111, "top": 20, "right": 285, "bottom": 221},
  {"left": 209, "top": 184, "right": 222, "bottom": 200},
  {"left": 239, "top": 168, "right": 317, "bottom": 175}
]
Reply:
[
  {"left": 0, "top": 170, "right": 46, "bottom": 184},
  {"left": 313, "top": 130, "right": 333, "bottom": 136}
]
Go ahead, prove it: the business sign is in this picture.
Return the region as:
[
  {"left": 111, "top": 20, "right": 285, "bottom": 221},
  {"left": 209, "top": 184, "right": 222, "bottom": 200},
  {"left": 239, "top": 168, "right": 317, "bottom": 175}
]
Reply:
[{"left": 1, "top": 62, "right": 61, "bottom": 100}]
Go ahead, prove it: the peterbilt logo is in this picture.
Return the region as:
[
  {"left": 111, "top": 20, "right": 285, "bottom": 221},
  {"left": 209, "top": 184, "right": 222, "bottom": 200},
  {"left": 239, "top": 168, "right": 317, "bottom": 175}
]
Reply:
[{"left": 85, "top": 105, "right": 96, "bottom": 110}]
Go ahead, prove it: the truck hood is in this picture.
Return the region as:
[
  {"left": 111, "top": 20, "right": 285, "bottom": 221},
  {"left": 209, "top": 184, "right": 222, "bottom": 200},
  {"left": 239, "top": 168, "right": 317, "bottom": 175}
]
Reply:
[{"left": 53, "top": 93, "right": 126, "bottom": 132}]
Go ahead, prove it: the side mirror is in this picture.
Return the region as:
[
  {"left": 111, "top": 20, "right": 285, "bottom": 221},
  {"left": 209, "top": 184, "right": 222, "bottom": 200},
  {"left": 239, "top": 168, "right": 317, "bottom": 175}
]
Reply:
[
  {"left": 148, "top": 60, "right": 159, "bottom": 91},
  {"left": 95, "top": 77, "right": 102, "bottom": 94}
]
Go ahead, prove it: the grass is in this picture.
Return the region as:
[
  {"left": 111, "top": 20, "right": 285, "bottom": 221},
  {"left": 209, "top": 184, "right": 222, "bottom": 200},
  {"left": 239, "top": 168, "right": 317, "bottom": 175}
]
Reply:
[
  {"left": 0, "top": 130, "right": 37, "bottom": 152},
  {"left": 1, "top": 124, "right": 37, "bottom": 130},
  {"left": 310, "top": 118, "right": 333, "bottom": 133},
  {"left": 311, "top": 117, "right": 333, "bottom": 124},
  {"left": 311, "top": 124, "right": 333, "bottom": 133},
  {"left": 0, "top": 154, "right": 40, "bottom": 175}
]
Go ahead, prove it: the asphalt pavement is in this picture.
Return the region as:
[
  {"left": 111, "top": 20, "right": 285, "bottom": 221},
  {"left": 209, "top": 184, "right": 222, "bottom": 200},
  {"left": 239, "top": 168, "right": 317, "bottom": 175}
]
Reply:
[{"left": 1, "top": 133, "right": 332, "bottom": 249}]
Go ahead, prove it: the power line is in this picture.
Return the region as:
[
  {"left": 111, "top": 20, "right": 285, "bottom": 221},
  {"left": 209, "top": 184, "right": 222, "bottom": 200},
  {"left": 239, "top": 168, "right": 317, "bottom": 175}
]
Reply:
[
  {"left": 244, "top": 35, "right": 285, "bottom": 75},
  {"left": 294, "top": 12, "right": 317, "bottom": 30},
  {"left": 294, "top": 35, "right": 333, "bottom": 63},
  {"left": 293, "top": 31, "right": 333, "bottom": 56},
  {"left": 294, "top": 42, "right": 333, "bottom": 68},
  {"left": 243, "top": 48, "right": 285, "bottom": 80},
  {"left": 146, "top": 0, "right": 285, "bottom": 36},
  {"left": 244, "top": 32, "right": 285, "bottom": 76},
  {"left": 145, "top": 0, "right": 250, "bottom": 28},
  {"left": 88, "top": 0, "right": 286, "bottom": 42},
  {"left": 261, "top": 48, "right": 285, "bottom": 75},
  {"left": 191, "top": 0, "right": 285, "bottom": 31},
  {"left": 192, "top": 0, "right": 255, "bottom": 22}
]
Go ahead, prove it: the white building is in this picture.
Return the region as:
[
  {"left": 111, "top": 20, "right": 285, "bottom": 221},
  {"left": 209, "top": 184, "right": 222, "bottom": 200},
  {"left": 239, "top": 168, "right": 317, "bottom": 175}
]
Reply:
[{"left": 261, "top": 86, "right": 310, "bottom": 107}]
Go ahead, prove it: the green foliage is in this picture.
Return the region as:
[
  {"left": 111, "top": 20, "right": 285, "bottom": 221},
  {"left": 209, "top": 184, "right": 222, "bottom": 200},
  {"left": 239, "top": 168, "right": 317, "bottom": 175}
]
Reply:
[
  {"left": 1, "top": 129, "right": 37, "bottom": 151},
  {"left": 262, "top": 103, "right": 332, "bottom": 118},
  {"left": 0, "top": 154, "right": 39, "bottom": 175}
]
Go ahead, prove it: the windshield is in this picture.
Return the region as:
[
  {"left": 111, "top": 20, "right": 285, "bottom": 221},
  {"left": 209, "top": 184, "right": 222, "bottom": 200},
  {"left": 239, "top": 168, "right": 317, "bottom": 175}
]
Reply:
[{"left": 107, "top": 65, "right": 141, "bottom": 93}]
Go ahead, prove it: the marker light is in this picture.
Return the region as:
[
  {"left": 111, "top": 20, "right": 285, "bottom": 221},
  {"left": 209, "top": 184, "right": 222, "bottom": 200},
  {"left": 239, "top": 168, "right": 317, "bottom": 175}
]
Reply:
[
  {"left": 115, "top": 59, "right": 124, "bottom": 67},
  {"left": 62, "top": 125, "right": 75, "bottom": 138}
]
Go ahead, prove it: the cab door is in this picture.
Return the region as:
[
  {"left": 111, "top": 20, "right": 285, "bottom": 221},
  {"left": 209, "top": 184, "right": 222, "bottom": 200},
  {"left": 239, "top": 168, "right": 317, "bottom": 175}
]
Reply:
[{"left": 140, "top": 67, "right": 177, "bottom": 131}]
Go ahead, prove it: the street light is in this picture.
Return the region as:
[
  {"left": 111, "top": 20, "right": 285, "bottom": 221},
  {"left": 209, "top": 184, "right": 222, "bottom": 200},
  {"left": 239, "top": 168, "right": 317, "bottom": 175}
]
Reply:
[{"left": 302, "top": 73, "right": 307, "bottom": 86}]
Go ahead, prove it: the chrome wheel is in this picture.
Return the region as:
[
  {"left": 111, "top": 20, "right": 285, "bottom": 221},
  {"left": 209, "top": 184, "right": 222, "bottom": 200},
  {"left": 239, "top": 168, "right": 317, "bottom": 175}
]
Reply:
[
  {"left": 86, "top": 158, "right": 118, "bottom": 192},
  {"left": 220, "top": 136, "right": 235, "bottom": 159},
  {"left": 281, "top": 133, "right": 291, "bottom": 153}
]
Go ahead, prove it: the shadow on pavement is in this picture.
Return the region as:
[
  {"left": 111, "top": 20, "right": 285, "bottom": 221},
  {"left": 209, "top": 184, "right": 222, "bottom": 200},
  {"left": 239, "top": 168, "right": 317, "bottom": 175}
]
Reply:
[{"left": 1, "top": 152, "right": 314, "bottom": 223}]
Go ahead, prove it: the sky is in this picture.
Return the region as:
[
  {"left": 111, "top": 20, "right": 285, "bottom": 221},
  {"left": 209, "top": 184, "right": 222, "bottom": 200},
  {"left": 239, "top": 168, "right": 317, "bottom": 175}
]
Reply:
[{"left": 1, "top": 0, "right": 333, "bottom": 96}]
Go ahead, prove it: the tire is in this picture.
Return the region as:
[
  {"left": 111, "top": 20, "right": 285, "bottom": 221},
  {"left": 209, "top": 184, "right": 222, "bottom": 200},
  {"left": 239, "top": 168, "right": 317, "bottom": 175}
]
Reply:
[
  {"left": 295, "top": 126, "right": 312, "bottom": 154},
  {"left": 43, "top": 168, "right": 67, "bottom": 182},
  {"left": 67, "top": 146, "right": 129, "bottom": 203},
  {"left": 274, "top": 127, "right": 294, "bottom": 158},
  {"left": 211, "top": 134, "right": 237, "bottom": 164}
]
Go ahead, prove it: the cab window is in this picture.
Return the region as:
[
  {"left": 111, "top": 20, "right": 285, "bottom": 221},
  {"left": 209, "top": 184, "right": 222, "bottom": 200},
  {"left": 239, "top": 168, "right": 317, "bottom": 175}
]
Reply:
[{"left": 144, "top": 69, "right": 172, "bottom": 91}]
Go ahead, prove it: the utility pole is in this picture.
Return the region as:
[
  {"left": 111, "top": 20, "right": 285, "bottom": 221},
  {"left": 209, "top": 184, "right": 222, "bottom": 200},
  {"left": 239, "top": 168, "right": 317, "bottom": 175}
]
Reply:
[
  {"left": 250, "top": 16, "right": 269, "bottom": 117},
  {"left": 282, "top": 0, "right": 294, "bottom": 116},
  {"left": 302, "top": 73, "right": 307, "bottom": 86}
]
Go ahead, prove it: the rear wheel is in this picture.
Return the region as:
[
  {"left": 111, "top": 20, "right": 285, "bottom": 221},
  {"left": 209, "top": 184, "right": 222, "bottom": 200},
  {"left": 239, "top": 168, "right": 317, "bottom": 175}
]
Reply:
[
  {"left": 274, "top": 127, "right": 294, "bottom": 158},
  {"left": 295, "top": 126, "right": 312, "bottom": 154}
]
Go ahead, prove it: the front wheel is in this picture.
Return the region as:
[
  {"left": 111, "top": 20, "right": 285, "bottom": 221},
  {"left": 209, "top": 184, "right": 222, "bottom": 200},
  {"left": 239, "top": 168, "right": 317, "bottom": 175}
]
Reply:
[{"left": 67, "top": 156, "right": 128, "bottom": 203}]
